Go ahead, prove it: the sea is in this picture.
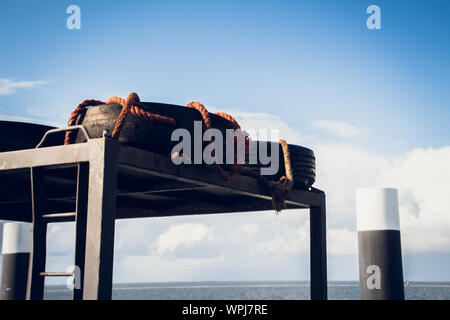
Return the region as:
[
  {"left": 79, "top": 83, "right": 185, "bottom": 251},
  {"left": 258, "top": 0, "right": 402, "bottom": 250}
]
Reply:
[{"left": 44, "top": 281, "right": 450, "bottom": 300}]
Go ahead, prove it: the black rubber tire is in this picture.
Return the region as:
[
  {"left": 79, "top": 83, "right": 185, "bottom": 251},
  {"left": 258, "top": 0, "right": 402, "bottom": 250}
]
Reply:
[
  {"left": 0, "top": 121, "right": 55, "bottom": 151},
  {"left": 243, "top": 141, "right": 316, "bottom": 189},
  {"left": 291, "top": 159, "right": 316, "bottom": 166},
  {"left": 283, "top": 144, "right": 317, "bottom": 188},
  {"left": 74, "top": 103, "right": 234, "bottom": 156}
]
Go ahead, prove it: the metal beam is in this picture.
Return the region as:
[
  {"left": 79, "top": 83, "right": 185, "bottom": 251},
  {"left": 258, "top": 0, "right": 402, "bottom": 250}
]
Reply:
[
  {"left": 82, "top": 138, "right": 120, "bottom": 300},
  {"left": 118, "top": 146, "right": 320, "bottom": 207},
  {"left": 310, "top": 190, "right": 328, "bottom": 300},
  {"left": 26, "top": 168, "right": 47, "bottom": 300},
  {"left": 0, "top": 139, "right": 102, "bottom": 171},
  {"left": 73, "top": 162, "right": 89, "bottom": 300}
]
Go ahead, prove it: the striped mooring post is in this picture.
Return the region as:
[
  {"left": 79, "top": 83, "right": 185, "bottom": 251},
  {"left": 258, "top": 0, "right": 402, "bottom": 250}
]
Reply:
[
  {"left": 0, "top": 222, "right": 32, "bottom": 300},
  {"left": 356, "top": 187, "right": 405, "bottom": 300}
]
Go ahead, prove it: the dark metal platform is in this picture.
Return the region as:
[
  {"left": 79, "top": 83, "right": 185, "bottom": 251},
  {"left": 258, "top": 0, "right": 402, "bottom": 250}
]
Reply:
[{"left": 0, "top": 136, "right": 327, "bottom": 300}]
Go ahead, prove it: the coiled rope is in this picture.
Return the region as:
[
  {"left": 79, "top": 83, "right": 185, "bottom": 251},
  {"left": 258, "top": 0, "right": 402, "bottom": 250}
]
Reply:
[{"left": 65, "top": 92, "right": 294, "bottom": 211}]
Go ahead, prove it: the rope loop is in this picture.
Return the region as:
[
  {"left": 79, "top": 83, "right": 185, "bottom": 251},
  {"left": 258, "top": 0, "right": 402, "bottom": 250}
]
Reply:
[
  {"left": 186, "top": 101, "right": 248, "bottom": 182},
  {"left": 109, "top": 92, "right": 141, "bottom": 138},
  {"left": 64, "top": 99, "right": 105, "bottom": 145},
  {"left": 186, "top": 101, "right": 212, "bottom": 129}
]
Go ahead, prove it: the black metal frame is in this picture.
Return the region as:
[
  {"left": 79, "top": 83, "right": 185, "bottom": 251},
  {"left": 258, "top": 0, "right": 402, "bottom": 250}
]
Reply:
[{"left": 0, "top": 136, "right": 327, "bottom": 300}]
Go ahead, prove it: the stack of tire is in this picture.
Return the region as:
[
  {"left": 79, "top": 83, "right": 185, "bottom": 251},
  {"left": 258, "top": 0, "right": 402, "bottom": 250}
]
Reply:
[
  {"left": 243, "top": 141, "right": 316, "bottom": 189},
  {"left": 72, "top": 102, "right": 316, "bottom": 189}
]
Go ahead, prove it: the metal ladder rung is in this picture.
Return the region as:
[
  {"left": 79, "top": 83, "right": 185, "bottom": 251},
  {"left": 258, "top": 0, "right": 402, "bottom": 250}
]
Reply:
[
  {"left": 39, "top": 272, "right": 74, "bottom": 277},
  {"left": 41, "top": 212, "right": 76, "bottom": 222}
]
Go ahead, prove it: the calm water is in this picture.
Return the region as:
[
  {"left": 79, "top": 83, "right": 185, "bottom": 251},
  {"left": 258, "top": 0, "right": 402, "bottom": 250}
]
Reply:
[{"left": 44, "top": 281, "right": 450, "bottom": 300}]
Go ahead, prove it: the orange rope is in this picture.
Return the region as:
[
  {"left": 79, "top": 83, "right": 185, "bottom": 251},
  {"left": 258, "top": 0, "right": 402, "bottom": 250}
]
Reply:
[
  {"left": 186, "top": 101, "right": 248, "bottom": 182},
  {"left": 215, "top": 112, "right": 240, "bottom": 129},
  {"left": 215, "top": 111, "right": 250, "bottom": 155},
  {"left": 108, "top": 93, "right": 139, "bottom": 138},
  {"left": 64, "top": 92, "right": 176, "bottom": 144},
  {"left": 186, "top": 101, "right": 212, "bottom": 130}
]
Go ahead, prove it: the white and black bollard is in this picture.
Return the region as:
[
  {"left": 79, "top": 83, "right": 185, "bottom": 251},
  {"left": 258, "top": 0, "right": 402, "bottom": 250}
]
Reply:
[
  {"left": 356, "top": 188, "right": 405, "bottom": 300},
  {"left": 0, "top": 222, "right": 32, "bottom": 300}
]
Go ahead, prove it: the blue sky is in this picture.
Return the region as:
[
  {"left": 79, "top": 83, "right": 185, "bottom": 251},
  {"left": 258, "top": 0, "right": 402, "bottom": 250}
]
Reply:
[
  {"left": 1, "top": 0, "right": 449, "bottom": 152},
  {"left": 1, "top": 0, "right": 450, "bottom": 285}
]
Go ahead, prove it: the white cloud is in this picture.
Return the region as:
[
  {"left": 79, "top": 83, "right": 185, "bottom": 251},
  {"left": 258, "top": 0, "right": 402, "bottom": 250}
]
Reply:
[
  {"left": 113, "top": 254, "right": 226, "bottom": 283},
  {"left": 327, "top": 227, "right": 358, "bottom": 255},
  {"left": 239, "top": 223, "right": 259, "bottom": 235},
  {"left": 218, "top": 111, "right": 450, "bottom": 255},
  {"left": 376, "top": 147, "right": 450, "bottom": 253},
  {"left": 208, "top": 109, "right": 307, "bottom": 145},
  {"left": 47, "top": 223, "right": 75, "bottom": 255},
  {"left": 153, "top": 223, "right": 215, "bottom": 255},
  {"left": 317, "top": 144, "right": 450, "bottom": 253},
  {"left": 0, "top": 78, "right": 49, "bottom": 95},
  {"left": 253, "top": 220, "right": 358, "bottom": 256},
  {"left": 313, "top": 144, "right": 389, "bottom": 228},
  {"left": 312, "top": 120, "right": 364, "bottom": 138},
  {"left": 314, "top": 143, "right": 450, "bottom": 253},
  {"left": 254, "top": 218, "right": 310, "bottom": 255}
]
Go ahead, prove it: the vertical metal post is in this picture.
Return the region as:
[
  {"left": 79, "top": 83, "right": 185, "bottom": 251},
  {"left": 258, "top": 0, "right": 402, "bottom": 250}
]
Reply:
[
  {"left": 310, "top": 191, "right": 327, "bottom": 300},
  {"left": 356, "top": 187, "right": 404, "bottom": 300},
  {"left": 73, "top": 162, "right": 89, "bottom": 300},
  {"left": 26, "top": 168, "right": 47, "bottom": 300},
  {"left": 1, "top": 222, "right": 32, "bottom": 300},
  {"left": 83, "top": 138, "right": 120, "bottom": 300}
]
